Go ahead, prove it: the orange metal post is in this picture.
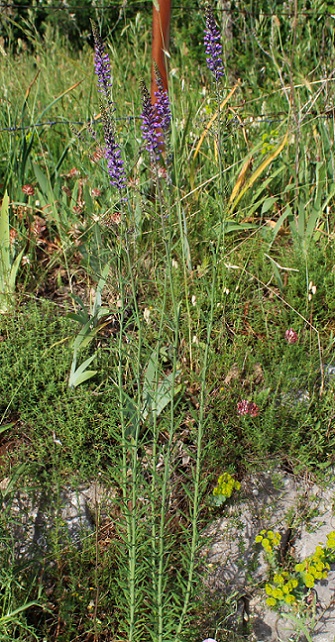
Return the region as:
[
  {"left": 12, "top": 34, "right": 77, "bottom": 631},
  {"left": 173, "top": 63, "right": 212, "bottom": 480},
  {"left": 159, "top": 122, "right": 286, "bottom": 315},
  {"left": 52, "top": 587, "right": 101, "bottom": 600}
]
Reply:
[{"left": 151, "top": 0, "right": 171, "bottom": 103}]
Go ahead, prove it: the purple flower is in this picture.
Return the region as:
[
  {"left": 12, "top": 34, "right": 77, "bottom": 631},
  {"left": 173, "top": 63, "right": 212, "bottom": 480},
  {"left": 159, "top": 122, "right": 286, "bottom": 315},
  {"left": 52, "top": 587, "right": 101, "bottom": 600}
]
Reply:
[
  {"left": 154, "top": 71, "right": 171, "bottom": 132},
  {"left": 285, "top": 328, "right": 298, "bottom": 344},
  {"left": 92, "top": 22, "right": 112, "bottom": 99},
  {"left": 140, "top": 81, "right": 163, "bottom": 161},
  {"left": 102, "top": 109, "right": 126, "bottom": 191},
  {"left": 204, "top": 7, "right": 224, "bottom": 82},
  {"left": 91, "top": 22, "right": 126, "bottom": 193},
  {"left": 237, "top": 400, "right": 260, "bottom": 417}
]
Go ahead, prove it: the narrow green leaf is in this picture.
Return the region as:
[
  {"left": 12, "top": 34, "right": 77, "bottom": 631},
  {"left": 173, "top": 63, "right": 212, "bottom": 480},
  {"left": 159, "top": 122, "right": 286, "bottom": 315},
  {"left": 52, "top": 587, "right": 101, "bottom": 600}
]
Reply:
[
  {"left": 8, "top": 248, "right": 24, "bottom": 291},
  {"left": 0, "top": 422, "right": 14, "bottom": 434},
  {"left": 33, "top": 163, "right": 50, "bottom": 196},
  {"left": 72, "top": 353, "right": 96, "bottom": 377},
  {"left": 261, "top": 196, "right": 276, "bottom": 215},
  {"left": 69, "top": 353, "right": 97, "bottom": 388},
  {"left": 72, "top": 318, "right": 93, "bottom": 351},
  {"left": 268, "top": 205, "right": 292, "bottom": 248},
  {"left": 153, "top": 375, "right": 181, "bottom": 419},
  {"left": 305, "top": 206, "right": 321, "bottom": 245},
  {"left": 70, "top": 369, "right": 98, "bottom": 387},
  {"left": 92, "top": 263, "right": 110, "bottom": 317},
  {"left": 224, "top": 221, "right": 256, "bottom": 233},
  {"left": 265, "top": 254, "right": 283, "bottom": 291}
]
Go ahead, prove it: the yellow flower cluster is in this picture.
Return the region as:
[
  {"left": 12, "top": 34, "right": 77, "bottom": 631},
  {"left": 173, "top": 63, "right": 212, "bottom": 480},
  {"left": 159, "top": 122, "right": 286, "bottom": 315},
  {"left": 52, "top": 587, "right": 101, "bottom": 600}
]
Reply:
[
  {"left": 326, "top": 530, "right": 335, "bottom": 550},
  {"left": 213, "top": 472, "right": 241, "bottom": 499},
  {"left": 254, "top": 529, "right": 281, "bottom": 553},
  {"left": 265, "top": 572, "right": 299, "bottom": 606},
  {"left": 295, "top": 545, "right": 330, "bottom": 588},
  {"left": 255, "top": 528, "right": 335, "bottom": 611}
]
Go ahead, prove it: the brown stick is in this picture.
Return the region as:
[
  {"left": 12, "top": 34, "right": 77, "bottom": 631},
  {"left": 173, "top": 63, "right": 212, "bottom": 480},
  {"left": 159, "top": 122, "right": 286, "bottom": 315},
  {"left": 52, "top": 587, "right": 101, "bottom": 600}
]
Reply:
[{"left": 151, "top": 0, "right": 171, "bottom": 103}]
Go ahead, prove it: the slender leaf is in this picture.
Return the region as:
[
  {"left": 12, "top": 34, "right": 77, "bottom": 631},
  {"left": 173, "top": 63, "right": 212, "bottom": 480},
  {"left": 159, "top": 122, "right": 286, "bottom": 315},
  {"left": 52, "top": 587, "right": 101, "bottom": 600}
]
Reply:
[{"left": 68, "top": 353, "right": 97, "bottom": 388}]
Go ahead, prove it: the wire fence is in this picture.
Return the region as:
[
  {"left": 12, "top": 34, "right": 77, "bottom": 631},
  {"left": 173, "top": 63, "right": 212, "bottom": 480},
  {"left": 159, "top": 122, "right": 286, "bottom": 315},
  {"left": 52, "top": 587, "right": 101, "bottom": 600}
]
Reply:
[
  {"left": 0, "top": 117, "right": 137, "bottom": 134},
  {"left": 1, "top": 1, "right": 335, "bottom": 16},
  {"left": 1, "top": 109, "right": 334, "bottom": 136}
]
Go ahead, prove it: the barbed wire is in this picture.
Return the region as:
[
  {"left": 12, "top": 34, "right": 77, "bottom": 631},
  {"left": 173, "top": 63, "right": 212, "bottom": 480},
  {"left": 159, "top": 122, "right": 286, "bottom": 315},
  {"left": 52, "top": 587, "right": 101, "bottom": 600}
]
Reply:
[
  {"left": 1, "top": 2, "right": 334, "bottom": 16},
  {"left": 1, "top": 109, "right": 334, "bottom": 134},
  {"left": 0, "top": 116, "right": 137, "bottom": 132}
]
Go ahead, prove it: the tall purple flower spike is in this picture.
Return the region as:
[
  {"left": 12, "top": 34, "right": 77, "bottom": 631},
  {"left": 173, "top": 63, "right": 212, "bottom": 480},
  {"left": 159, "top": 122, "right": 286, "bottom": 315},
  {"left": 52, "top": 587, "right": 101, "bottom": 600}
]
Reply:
[
  {"left": 140, "top": 81, "right": 163, "bottom": 161},
  {"left": 91, "top": 22, "right": 112, "bottom": 99},
  {"left": 204, "top": 7, "right": 224, "bottom": 82},
  {"left": 154, "top": 68, "right": 171, "bottom": 132},
  {"left": 102, "top": 109, "right": 126, "bottom": 191},
  {"left": 91, "top": 21, "right": 126, "bottom": 192}
]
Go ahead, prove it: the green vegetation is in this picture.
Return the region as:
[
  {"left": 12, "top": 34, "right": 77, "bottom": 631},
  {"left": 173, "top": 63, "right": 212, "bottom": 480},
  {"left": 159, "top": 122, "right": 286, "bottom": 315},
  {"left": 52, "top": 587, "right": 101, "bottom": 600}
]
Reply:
[{"left": 1, "top": 1, "right": 335, "bottom": 640}]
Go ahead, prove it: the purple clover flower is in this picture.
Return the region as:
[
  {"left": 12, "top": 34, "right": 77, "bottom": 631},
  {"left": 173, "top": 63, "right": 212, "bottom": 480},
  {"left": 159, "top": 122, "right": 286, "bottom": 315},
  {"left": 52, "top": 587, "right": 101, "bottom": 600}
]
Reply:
[
  {"left": 237, "top": 400, "right": 260, "bottom": 417},
  {"left": 285, "top": 328, "right": 298, "bottom": 344},
  {"left": 102, "top": 109, "right": 126, "bottom": 191},
  {"left": 140, "top": 81, "right": 163, "bottom": 161},
  {"left": 92, "top": 22, "right": 112, "bottom": 99},
  {"left": 204, "top": 7, "right": 224, "bottom": 82}
]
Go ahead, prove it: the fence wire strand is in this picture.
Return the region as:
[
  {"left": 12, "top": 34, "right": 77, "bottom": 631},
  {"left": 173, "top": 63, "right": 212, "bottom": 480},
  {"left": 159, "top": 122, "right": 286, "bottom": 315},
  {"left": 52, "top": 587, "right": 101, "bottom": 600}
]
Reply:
[
  {"left": 1, "top": 110, "right": 334, "bottom": 135},
  {"left": 1, "top": 2, "right": 335, "bottom": 16}
]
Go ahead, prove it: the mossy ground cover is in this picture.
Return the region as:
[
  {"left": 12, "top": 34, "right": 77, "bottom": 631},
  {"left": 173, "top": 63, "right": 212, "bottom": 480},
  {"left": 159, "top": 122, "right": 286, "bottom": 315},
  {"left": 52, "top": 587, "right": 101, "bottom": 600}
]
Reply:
[{"left": 1, "top": 3, "right": 335, "bottom": 640}]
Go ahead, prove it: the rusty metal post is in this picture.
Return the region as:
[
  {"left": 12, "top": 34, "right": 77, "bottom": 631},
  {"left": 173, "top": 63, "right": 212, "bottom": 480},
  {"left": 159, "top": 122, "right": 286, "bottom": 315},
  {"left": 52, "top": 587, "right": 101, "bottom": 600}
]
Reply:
[{"left": 151, "top": 0, "right": 171, "bottom": 103}]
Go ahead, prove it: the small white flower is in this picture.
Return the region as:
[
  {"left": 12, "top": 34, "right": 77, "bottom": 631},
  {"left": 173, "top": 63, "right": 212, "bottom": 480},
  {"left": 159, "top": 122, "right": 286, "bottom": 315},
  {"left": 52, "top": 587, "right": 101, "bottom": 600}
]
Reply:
[{"left": 192, "top": 335, "right": 199, "bottom": 344}]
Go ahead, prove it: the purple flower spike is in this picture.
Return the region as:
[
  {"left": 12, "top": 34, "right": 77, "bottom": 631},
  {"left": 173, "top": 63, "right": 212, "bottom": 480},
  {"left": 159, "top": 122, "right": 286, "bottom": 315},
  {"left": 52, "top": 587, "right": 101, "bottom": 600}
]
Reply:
[
  {"left": 140, "top": 81, "right": 163, "bottom": 161},
  {"left": 92, "top": 22, "right": 112, "bottom": 99},
  {"left": 154, "top": 70, "right": 171, "bottom": 132},
  {"left": 102, "top": 110, "right": 126, "bottom": 191},
  {"left": 154, "top": 88, "right": 171, "bottom": 132},
  {"left": 204, "top": 7, "right": 224, "bottom": 82}
]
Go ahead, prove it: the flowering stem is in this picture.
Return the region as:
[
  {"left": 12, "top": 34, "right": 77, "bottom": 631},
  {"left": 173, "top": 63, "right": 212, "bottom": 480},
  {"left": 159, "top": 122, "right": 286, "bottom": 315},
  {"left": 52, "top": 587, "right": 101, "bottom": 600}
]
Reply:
[{"left": 91, "top": 21, "right": 126, "bottom": 195}]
